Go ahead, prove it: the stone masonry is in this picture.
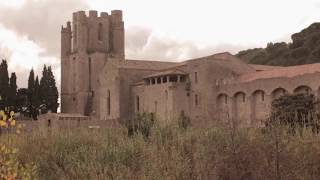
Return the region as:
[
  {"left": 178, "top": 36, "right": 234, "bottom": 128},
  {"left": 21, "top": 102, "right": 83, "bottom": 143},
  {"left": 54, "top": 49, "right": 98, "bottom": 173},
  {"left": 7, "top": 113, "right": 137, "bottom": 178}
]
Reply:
[{"left": 61, "top": 10, "right": 320, "bottom": 127}]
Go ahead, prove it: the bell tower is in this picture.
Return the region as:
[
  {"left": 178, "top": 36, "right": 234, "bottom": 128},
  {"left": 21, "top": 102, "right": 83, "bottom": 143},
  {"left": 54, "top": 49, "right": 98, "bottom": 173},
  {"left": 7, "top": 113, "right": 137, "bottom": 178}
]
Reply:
[{"left": 61, "top": 10, "right": 124, "bottom": 115}]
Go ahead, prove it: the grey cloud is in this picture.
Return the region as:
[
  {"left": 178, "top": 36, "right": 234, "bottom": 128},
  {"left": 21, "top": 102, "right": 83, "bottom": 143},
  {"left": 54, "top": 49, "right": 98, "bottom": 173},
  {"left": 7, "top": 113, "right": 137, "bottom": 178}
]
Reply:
[
  {"left": 0, "top": 0, "right": 89, "bottom": 57},
  {"left": 125, "top": 26, "right": 249, "bottom": 61}
]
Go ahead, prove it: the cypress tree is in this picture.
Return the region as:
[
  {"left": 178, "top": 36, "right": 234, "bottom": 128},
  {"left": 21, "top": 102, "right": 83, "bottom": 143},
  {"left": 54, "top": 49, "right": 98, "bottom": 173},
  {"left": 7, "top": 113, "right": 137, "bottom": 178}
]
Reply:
[
  {"left": 34, "top": 76, "right": 40, "bottom": 109},
  {"left": 27, "top": 69, "right": 35, "bottom": 118},
  {"left": 0, "top": 60, "right": 10, "bottom": 108},
  {"left": 46, "top": 66, "right": 59, "bottom": 112},
  {"left": 8, "top": 72, "right": 17, "bottom": 109}
]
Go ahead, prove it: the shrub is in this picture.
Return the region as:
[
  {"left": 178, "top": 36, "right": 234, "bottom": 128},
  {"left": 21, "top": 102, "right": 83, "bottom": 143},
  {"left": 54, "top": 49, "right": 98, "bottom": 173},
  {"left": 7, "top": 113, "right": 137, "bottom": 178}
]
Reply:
[
  {"left": 126, "top": 112, "right": 155, "bottom": 138},
  {"left": 178, "top": 110, "right": 191, "bottom": 129},
  {"left": 0, "top": 145, "right": 37, "bottom": 180}
]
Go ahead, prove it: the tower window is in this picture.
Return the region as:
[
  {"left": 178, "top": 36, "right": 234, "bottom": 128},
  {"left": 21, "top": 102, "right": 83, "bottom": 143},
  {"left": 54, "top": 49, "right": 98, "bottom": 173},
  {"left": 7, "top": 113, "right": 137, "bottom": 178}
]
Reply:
[
  {"left": 262, "top": 92, "right": 265, "bottom": 101},
  {"left": 98, "top": 23, "right": 103, "bottom": 41},
  {"left": 195, "top": 72, "right": 198, "bottom": 83},
  {"left": 195, "top": 94, "right": 199, "bottom": 106}
]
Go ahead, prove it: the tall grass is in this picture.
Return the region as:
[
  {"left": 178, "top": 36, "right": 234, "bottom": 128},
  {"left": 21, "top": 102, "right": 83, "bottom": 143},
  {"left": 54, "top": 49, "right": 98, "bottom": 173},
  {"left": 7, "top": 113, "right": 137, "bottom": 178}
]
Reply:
[{"left": 2, "top": 122, "right": 320, "bottom": 179}]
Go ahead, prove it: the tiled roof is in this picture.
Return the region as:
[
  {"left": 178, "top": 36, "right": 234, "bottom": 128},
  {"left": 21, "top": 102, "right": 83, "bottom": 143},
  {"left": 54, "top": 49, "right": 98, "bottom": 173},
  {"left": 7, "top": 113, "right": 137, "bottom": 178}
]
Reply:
[
  {"left": 144, "top": 69, "right": 188, "bottom": 78},
  {"left": 119, "top": 59, "right": 180, "bottom": 70},
  {"left": 249, "top": 64, "right": 283, "bottom": 71},
  {"left": 238, "top": 63, "right": 320, "bottom": 82}
]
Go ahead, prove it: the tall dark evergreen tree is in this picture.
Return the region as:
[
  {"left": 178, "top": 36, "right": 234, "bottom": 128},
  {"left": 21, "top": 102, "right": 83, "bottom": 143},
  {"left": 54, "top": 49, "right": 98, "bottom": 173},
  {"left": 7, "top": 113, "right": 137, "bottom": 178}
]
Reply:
[
  {"left": 28, "top": 69, "right": 35, "bottom": 92},
  {"left": 34, "top": 76, "right": 40, "bottom": 109},
  {"left": 8, "top": 72, "right": 17, "bottom": 109},
  {"left": 40, "top": 65, "right": 59, "bottom": 113},
  {"left": 27, "top": 69, "right": 36, "bottom": 118},
  {"left": 0, "top": 60, "right": 10, "bottom": 109}
]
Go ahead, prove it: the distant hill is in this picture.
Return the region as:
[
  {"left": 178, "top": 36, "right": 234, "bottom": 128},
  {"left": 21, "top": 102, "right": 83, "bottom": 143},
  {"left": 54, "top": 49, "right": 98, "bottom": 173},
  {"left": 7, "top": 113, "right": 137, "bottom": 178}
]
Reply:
[{"left": 236, "top": 23, "right": 320, "bottom": 66}]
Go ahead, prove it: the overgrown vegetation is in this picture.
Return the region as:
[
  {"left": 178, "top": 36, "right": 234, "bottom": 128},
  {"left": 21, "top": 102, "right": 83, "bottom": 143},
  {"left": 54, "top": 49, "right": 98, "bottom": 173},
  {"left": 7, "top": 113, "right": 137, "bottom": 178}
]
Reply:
[
  {"left": 1, "top": 120, "right": 320, "bottom": 179},
  {"left": 266, "top": 93, "right": 320, "bottom": 134},
  {"left": 237, "top": 23, "right": 320, "bottom": 66}
]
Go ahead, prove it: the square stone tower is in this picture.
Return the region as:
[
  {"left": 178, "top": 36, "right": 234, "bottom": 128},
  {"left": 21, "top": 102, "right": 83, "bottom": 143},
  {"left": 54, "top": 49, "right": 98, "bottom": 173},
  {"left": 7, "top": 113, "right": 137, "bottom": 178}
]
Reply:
[{"left": 61, "top": 10, "right": 124, "bottom": 116}]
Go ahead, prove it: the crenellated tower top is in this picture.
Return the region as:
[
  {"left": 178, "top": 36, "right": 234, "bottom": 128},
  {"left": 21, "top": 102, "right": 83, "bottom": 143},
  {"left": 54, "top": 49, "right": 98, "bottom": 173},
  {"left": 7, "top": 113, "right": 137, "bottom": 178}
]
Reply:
[{"left": 61, "top": 10, "right": 124, "bottom": 58}]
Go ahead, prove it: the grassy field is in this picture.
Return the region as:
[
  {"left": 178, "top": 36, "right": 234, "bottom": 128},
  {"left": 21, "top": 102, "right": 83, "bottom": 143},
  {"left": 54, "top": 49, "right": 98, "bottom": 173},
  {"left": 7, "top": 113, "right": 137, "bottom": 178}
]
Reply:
[{"left": 2, "top": 121, "right": 320, "bottom": 180}]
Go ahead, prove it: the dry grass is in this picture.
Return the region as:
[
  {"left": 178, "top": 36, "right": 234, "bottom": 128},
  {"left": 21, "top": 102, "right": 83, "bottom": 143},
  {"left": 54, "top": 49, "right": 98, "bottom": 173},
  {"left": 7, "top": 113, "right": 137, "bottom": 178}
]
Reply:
[{"left": 2, "top": 122, "right": 320, "bottom": 180}]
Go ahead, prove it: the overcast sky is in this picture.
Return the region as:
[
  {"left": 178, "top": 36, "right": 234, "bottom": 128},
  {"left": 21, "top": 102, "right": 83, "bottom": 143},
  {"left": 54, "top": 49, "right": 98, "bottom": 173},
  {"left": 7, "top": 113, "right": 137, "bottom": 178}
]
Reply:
[{"left": 0, "top": 0, "right": 320, "bottom": 88}]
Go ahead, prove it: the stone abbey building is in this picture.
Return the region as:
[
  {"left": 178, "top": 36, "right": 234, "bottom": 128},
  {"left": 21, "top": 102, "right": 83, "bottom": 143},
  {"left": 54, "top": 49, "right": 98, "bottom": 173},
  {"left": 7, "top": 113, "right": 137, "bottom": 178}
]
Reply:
[{"left": 61, "top": 10, "right": 320, "bottom": 126}]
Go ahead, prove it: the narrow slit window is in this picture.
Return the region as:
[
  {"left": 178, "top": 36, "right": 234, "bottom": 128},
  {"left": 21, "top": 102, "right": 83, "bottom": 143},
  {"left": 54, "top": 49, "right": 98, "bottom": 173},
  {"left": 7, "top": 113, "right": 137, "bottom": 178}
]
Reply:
[
  {"left": 98, "top": 23, "right": 103, "bottom": 41},
  {"left": 107, "top": 90, "right": 111, "bottom": 115},
  {"left": 195, "top": 72, "right": 198, "bottom": 83},
  {"left": 195, "top": 94, "right": 199, "bottom": 106}
]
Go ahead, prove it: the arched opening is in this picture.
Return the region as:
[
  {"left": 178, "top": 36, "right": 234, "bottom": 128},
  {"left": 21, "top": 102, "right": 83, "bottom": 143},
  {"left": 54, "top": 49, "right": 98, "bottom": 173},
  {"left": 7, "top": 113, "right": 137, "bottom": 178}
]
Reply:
[
  {"left": 217, "top": 93, "right": 229, "bottom": 121},
  {"left": 98, "top": 23, "right": 103, "bottom": 41},
  {"left": 107, "top": 90, "right": 111, "bottom": 116},
  {"left": 233, "top": 92, "right": 249, "bottom": 125},
  {"left": 293, "top": 85, "right": 312, "bottom": 95},
  {"left": 252, "top": 90, "right": 268, "bottom": 125},
  {"left": 271, "top": 87, "right": 288, "bottom": 100}
]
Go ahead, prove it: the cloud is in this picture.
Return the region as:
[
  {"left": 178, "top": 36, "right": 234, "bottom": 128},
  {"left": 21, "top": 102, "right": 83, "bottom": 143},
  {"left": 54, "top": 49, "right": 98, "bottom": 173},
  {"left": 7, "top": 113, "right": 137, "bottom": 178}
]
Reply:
[
  {"left": 0, "top": 0, "right": 88, "bottom": 88},
  {"left": 0, "top": 0, "right": 89, "bottom": 57},
  {"left": 125, "top": 26, "right": 249, "bottom": 61},
  {"left": 0, "top": 24, "right": 60, "bottom": 88}
]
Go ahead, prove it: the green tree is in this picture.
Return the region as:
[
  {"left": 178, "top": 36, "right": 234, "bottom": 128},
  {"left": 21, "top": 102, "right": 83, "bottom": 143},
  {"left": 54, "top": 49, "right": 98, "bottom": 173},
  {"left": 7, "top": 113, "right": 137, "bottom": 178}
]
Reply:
[
  {"left": 0, "top": 60, "right": 10, "bottom": 109},
  {"left": 8, "top": 72, "right": 17, "bottom": 109},
  {"left": 27, "top": 69, "right": 36, "bottom": 119},
  {"left": 40, "top": 65, "right": 59, "bottom": 113}
]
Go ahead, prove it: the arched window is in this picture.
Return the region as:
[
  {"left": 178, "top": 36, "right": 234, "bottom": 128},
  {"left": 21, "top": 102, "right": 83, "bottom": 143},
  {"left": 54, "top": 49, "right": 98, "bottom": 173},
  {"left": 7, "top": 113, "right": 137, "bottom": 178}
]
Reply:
[
  {"left": 98, "top": 23, "right": 103, "bottom": 41},
  {"left": 107, "top": 90, "right": 111, "bottom": 115}
]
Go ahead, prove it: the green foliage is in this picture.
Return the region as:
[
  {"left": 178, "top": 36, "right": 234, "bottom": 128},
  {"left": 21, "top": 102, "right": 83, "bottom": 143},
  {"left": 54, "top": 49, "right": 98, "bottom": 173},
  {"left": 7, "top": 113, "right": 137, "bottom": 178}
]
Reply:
[
  {"left": 4, "top": 123, "right": 320, "bottom": 179},
  {"left": 236, "top": 23, "right": 320, "bottom": 66},
  {"left": 266, "top": 93, "right": 320, "bottom": 133},
  {"left": 8, "top": 73, "right": 17, "bottom": 109},
  {"left": 25, "top": 65, "right": 59, "bottom": 119},
  {"left": 127, "top": 112, "right": 155, "bottom": 138},
  {"left": 39, "top": 65, "right": 59, "bottom": 113},
  {"left": 178, "top": 110, "right": 191, "bottom": 129},
  {"left": 0, "top": 145, "right": 37, "bottom": 180}
]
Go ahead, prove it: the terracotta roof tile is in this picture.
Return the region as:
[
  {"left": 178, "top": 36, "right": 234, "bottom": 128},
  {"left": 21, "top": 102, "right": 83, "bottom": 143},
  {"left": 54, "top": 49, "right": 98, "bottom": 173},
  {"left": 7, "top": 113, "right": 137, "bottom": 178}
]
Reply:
[{"left": 238, "top": 63, "right": 320, "bottom": 82}]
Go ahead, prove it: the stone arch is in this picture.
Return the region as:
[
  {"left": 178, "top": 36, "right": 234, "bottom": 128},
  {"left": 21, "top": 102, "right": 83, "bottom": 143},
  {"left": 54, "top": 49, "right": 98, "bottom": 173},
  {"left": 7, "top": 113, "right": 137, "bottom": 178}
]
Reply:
[
  {"left": 251, "top": 90, "right": 268, "bottom": 125},
  {"left": 293, "top": 85, "right": 312, "bottom": 95},
  {"left": 271, "top": 87, "right": 288, "bottom": 100},
  {"left": 217, "top": 93, "right": 229, "bottom": 121},
  {"left": 233, "top": 91, "right": 250, "bottom": 125}
]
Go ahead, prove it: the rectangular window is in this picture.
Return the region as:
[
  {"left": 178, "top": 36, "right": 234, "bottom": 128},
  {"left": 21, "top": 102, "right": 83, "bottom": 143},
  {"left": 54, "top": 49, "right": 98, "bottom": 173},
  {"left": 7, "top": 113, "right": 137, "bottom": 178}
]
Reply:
[{"left": 195, "top": 72, "right": 198, "bottom": 83}]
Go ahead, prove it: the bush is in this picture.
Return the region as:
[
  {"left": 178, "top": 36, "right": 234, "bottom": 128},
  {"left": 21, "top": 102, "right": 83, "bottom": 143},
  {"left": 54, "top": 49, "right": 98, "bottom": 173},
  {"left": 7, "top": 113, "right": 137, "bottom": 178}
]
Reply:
[
  {"left": 178, "top": 110, "right": 191, "bottom": 129},
  {"left": 126, "top": 112, "right": 155, "bottom": 138},
  {"left": 266, "top": 93, "right": 320, "bottom": 133},
  {"left": 0, "top": 144, "right": 37, "bottom": 180}
]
